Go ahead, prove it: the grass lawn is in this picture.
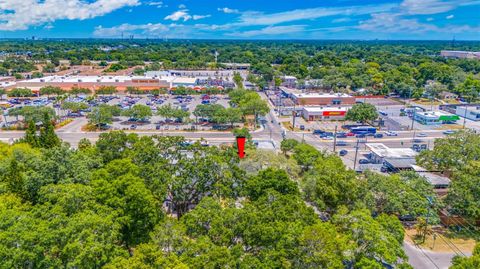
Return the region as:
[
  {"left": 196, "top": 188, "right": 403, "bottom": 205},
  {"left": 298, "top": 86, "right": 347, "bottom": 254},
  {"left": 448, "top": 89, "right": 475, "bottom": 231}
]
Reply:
[
  {"left": 405, "top": 228, "right": 477, "bottom": 253},
  {"left": 434, "top": 124, "right": 464, "bottom": 130},
  {"left": 281, "top": 121, "right": 303, "bottom": 132},
  {"left": 412, "top": 98, "right": 442, "bottom": 106},
  {"left": 445, "top": 99, "right": 461, "bottom": 104}
]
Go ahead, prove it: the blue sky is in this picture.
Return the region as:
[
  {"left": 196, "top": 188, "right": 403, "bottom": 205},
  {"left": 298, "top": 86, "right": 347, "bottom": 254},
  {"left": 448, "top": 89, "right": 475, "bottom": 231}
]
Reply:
[{"left": 0, "top": 0, "right": 479, "bottom": 40}]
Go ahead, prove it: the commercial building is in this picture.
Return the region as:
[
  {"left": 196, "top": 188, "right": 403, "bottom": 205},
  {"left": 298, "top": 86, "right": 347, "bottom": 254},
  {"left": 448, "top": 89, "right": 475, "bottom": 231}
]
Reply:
[
  {"left": 411, "top": 165, "right": 450, "bottom": 196},
  {"left": 440, "top": 50, "right": 480, "bottom": 59},
  {"left": 13, "top": 75, "right": 171, "bottom": 92},
  {"left": 221, "top": 63, "right": 250, "bottom": 70},
  {"left": 366, "top": 143, "right": 418, "bottom": 170},
  {"left": 146, "top": 70, "right": 237, "bottom": 88},
  {"left": 281, "top": 76, "right": 297, "bottom": 88},
  {"left": 282, "top": 88, "right": 356, "bottom": 106},
  {"left": 168, "top": 77, "right": 198, "bottom": 88},
  {"left": 302, "top": 107, "right": 347, "bottom": 121},
  {"left": 439, "top": 91, "right": 458, "bottom": 100},
  {"left": 455, "top": 106, "right": 480, "bottom": 121},
  {"left": 8, "top": 74, "right": 221, "bottom": 93},
  {"left": 414, "top": 111, "right": 460, "bottom": 125}
]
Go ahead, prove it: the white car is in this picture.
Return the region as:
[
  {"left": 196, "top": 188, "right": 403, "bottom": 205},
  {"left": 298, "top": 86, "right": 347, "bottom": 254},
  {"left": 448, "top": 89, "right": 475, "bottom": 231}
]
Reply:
[
  {"left": 443, "top": 130, "right": 455, "bottom": 135},
  {"left": 417, "top": 133, "right": 428, "bottom": 137},
  {"left": 385, "top": 131, "right": 398, "bottom": 136},
  {"left": 322, "top": 136, "right": 334, "bottom": 140}
]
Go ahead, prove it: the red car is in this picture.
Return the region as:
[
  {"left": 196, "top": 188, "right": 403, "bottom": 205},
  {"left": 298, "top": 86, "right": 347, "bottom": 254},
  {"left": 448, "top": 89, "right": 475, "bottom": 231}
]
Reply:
[{"left": 346, "top": 132, "right": 355, "bottom": 136}]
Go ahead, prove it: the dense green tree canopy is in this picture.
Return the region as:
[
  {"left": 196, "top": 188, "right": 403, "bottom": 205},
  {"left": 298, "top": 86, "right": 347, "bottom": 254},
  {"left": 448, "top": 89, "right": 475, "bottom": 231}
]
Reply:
[
  {"left": 345, "top": 103, "right": 378, "bottom": 123},
  {"left": 122, "top": 104, "right": 153, "bottom": 121}
]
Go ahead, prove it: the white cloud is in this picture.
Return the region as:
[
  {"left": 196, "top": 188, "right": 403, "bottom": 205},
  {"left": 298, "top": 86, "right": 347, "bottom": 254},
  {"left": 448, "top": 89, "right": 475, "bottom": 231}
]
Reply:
[
  {"left": 94, "top": 23, "right": 169, "bottom": 37},
  {"left": 332, "top": 17, "right": 351, "bottom": 23},
  {"left": 400, "top": 0, "right": 457, "bottom": 15},
  {"left": 358, "top": 13, "right": 438, "bottom": 33},
  {"left": 227, "top": 25, "right": 306, "bottom": 38},
  {"left": 193, "top": 15, "right": 211, "bottom": 20},
  {"left": 164, "top": 9, "right": 210, "bottom": 22},
  {"left": 358, "top": 13, "right": 480, "bottom": 34},
  {"left": 217, "top": 7, "right": 240, "bottom": 14},
  {"left": 146, "top": 1, "right": 163, "bottom": 7},
  {"left": 446, "top": 14, "right": 454, "bottom": 19},
  {"left": 178, "top": 4, "right": 186, "bottom": 9},
  {"left": 426, "top": 17, "right": 434, "bottom": 21},
  {"left": 164, "top": 10, "right": 191, "bottom": 21},
  {"left": 400, "top": 0, "right": 477, "bottom": 15},
  {"left": 235, "top": 3, "right": 396, "bottom": 26},
  {"left": 94, "top": 22, "right": 220, "bottom": 39},
  {"left": 43, "top": 23, "right": 54, "bottom": 30},
  {"left": 0, "top": 0, "right": 139, "bottom": 31}
]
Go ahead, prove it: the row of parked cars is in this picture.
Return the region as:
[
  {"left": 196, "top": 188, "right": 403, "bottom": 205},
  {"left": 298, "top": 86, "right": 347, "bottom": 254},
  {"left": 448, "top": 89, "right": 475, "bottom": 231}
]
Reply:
[{"left": 313, "top": 129, "right": 392, "bottom": 139}]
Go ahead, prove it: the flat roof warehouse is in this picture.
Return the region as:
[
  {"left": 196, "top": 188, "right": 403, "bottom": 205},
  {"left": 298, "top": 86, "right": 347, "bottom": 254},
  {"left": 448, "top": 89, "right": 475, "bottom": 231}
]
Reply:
[{"left": 4, "top": 74, "right": 221, "bottom": 92}]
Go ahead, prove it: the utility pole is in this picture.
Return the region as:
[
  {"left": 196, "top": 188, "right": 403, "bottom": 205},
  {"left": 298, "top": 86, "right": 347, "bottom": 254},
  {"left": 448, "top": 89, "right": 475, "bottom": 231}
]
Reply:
[
  {"left": 278, "top": 94, "right": 282, "bottom": 116},
  {"left": 463, "top": 102, "right": 469, "bottom": 129},
  {"left": 333, "top": 125, "right": 338, "bottom": 153},
  {"left": 411, "top": 108, "right": 416, "bottom": 130},
  {"left": 353, "top": 139, "right": 360, "bottom": 171},
  {"left": 423, "top": 196, "right": 434, "bottom": 243},
  {"left": 292, "top": 105, "right": 296, "bottom": 130}
]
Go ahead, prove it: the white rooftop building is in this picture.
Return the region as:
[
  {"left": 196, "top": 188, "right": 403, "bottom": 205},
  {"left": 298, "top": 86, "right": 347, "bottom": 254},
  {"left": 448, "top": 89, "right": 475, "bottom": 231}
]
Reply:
[{"left": 366, "top": 143, "right": 418, "bottom": 165}]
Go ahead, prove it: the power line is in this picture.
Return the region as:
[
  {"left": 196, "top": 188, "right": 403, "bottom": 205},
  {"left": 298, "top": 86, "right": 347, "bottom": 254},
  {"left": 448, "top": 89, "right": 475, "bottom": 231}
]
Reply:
[
  {"left": 436, "top": 232, "right": 466, "bottom": 257},
  {"left": 405, "top": 233, "right": 441, "bottom": 269},
  {"left": 445, "top": 216, "right": 479, "bottom": 241}
]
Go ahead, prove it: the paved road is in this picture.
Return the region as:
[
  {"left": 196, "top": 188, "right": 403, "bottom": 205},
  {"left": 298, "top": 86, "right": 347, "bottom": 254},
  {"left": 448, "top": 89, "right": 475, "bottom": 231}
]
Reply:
[{"left": 403, "top": 241, "right": 464, "bottom": 269}]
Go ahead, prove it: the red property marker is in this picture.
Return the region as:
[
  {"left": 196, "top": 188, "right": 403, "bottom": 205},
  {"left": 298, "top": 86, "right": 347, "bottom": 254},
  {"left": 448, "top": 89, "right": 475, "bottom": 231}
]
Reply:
[{"left": 236, "top": 136, "right": 246, "bottom": 159}]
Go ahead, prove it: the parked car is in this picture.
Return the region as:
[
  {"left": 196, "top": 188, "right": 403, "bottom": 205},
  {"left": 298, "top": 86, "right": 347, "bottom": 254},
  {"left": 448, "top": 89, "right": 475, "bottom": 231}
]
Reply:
[
  {"left": 336, "top": 132, "right": 347, "bottom": 138},
  {"left": 313, "top": 129, "right": 324, "bottom": 135},
  {"left": 339, "top": 149, "right": 348, "bottom": 156},
  {"left": 320, "top": 132, "right": 334, "bottom": 137},
  {"left": 359, "top": 159, "right": 370, "bottom": 164},
  {"left": 130, "top": 124, "right": 137, "bottom": 130},
  {"left": 67, "top": 112, "right": 82, "bottom": 117},
  {"left": 356, "top": 134, "right": 366, "bottom": 138},
  {"left": 374, "top": 133, "right": 384, "bottom": 138},
  {"left": 346, "top": 132, "right": 355, "bottom": 136},
  {"left": 379, "top": 111, "right": 388, "bottom": 116},
  {"left": 322, "top": 136, "right": 334, "bottom": 140},
  {"left": 299, "top": 125, "right": 305, "bottom": 131},
  {"left": 417, "top": 133, "right": 428, "bottom": 137}
]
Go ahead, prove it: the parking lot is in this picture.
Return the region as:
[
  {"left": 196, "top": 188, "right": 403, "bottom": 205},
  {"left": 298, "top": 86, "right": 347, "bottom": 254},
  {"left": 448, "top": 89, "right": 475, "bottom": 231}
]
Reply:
[{"left": 1, "top": 94, "right": 238, "bottom": 131}]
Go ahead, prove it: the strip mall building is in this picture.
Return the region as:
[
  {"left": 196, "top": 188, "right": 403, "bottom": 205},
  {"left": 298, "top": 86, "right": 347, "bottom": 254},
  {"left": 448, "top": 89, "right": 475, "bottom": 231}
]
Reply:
[{"left": 7, "top": 75, "right": 221, "bottom": 93}]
